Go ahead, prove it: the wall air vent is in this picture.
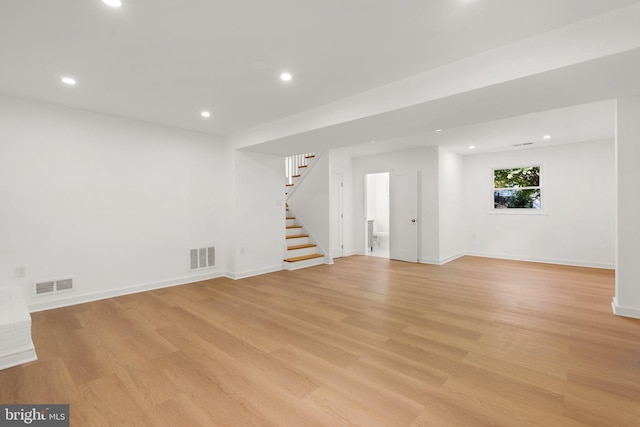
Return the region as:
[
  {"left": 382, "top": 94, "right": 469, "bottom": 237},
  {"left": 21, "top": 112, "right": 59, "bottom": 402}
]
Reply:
[
  {"left": 190, "top": 247, "right": 215, "bottom": 270},
  {"left": 513, "top": 142, "right": 534, "bottom": 147},
  {"left": 56, "top": 278, "right": 73, "bottom": 291},
  {"left": 35, "top": 281, "right": 55, "bottom": 295},
  {"left": 34, "top": 277, "right": 73, "bottom": 296}
]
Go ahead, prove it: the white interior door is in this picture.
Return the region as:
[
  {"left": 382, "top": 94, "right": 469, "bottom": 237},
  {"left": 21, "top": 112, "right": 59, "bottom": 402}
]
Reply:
[
  {"left": 330, "top": 173, "right": 344, "bottom": 258},
  {"left": 390, "top": 171, "right": 418, "bottom": 262}
]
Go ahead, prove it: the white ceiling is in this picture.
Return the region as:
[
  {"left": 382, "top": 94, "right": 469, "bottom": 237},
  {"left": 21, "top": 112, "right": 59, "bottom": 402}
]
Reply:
[
  {"left": 336, "top": 100, "right": 616, "bottom": 158},
  {"left": 240, "top": 41, "right": 640, "bottom": 156},
  {"left": 1, "top": 0, "right": 638, "bottom": 143}
]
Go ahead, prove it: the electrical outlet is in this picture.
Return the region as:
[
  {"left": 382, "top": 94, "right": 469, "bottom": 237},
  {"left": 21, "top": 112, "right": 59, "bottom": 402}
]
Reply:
[
  {"left": 472, "top": 234, "right": 477, "bottom": 240},
  {"left": 15, "top": 266, "right": 27, "bottom": 277},
  {"left": 240, "top": 247, "right": 246, "bottom": 255}
]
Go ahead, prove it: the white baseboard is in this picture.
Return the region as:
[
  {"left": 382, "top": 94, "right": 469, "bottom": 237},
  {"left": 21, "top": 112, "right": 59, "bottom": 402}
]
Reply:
[
  {"left": 611, "top": 297, "right": 640, "bottom": 319},
  {"left": 225, "top": 265, "right": 283, "bottom": 280},
  {"left": 28, "top": 270, "right": 225, "bottom": 313},
  {"left": 0, "top": 341, "right": 37, "bottom": 371},
  {"left": 464, "top": 251, "right": 614, "bottom": 270},
  {"left": 419, "top": 252, "right": 465, "bottom": 266},
  {"left": 439, "top": 252, "right": 465, "bottom": 265}
]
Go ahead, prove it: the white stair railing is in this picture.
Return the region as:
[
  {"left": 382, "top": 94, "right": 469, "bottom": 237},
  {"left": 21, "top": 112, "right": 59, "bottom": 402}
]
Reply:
[{"left": 285, "top": 152, "right": 314, "bottom": 185}]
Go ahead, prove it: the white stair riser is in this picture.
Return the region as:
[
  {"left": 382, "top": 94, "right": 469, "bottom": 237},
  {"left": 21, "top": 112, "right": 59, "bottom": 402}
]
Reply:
[
  {"left": 286, "top": 247, "right": 318, "bottom": 258},
  {"left": 284, "top": 256, "right": 325, "bottom": 270},
  {"left": 286, "top": 236, "right": 310, "bottom": 246},
  {"left": 286, "top": 227, "right": 303, "bottom": 236},
  {"left": 286, "top": 219, "right": 296, "bottom": 226}
]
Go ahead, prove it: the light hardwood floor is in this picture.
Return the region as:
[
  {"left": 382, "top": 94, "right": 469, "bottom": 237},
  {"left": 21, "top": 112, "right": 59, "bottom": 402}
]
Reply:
[{"left": 1, "top": 256, "right": 639, "bottom": 426}]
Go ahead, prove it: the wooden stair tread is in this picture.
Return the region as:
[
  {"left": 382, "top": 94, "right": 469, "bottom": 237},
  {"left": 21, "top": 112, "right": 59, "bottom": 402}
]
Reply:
[
  {"left": 298, "top": 165, "right": 308, "bottom": 168},
  {"left": 292, "top": 174, "right": 301, "bottom": 178},
  {"left": 305, "top": 155, "right": 315, "bottom": 159},
  {"left": 286, "top": 216, "right": 295, "bottom": 220},
  {"left": 286, "top": 225, "right": 302, "bottom": 229},
  {"left": 287, "top": 243, "right": 317, "bottom": 250},
  {"left": 286, "top": 184, "right": 294, "bottom": 187},
  {"left": 284, "top": 253, "right": 324, "bottom": 263},
  {"left": 286, "top": 234, "right": 309, "bottom": 239}
]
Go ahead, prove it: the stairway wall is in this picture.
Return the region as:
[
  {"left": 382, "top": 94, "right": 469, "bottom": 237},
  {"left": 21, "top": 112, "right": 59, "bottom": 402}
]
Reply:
[
  {"left": 287, "top": 153, "right": 330, "bottom": 254},
  {"left": 227, "top": 150, "right": 286, "bottom": 278}
]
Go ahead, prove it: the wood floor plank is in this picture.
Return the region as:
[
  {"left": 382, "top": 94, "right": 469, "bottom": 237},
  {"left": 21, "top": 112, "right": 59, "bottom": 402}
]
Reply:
[
  {"left": 1, "top": 255, "right": 639, "bottom": 426},
  {"left": 77, "top": 374, "right": 155, "bottom": 426},
  {"left": 273, "top": 344, "right": 423, "bottom": 424},
  {"left": 146, "top": 394, "right": 225, "bottom": 427}
]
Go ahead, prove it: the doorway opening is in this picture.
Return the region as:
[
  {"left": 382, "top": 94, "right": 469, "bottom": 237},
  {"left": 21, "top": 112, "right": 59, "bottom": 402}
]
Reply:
[{"left": 365, "top": 172, "right": 390, "bottom": 258}]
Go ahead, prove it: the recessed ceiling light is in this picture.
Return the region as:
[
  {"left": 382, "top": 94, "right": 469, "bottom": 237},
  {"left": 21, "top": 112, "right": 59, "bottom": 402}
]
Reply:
[
  {"left": 61, "top": 77, "right": 76, "bottom": 86},
  {"left": 543, "top": 135, "right": 551, "bottom": 140},
  {"left": 280, "top": 72, "right": 292, "bottom": 82},
  {"left": 435, "top": 129, "right": 443, "bottom": 132},
  {"left": 201, "top": 111, "right": 211, "bottom": 118},
  {"left": 370, "top": 140, "right": 376, "bottom": 144},
  {"left": 469, "top": 145, "right": 476, "bottom": 150},
  {"left": 102, "top": 0, "right": 122, "bottom": 7}
]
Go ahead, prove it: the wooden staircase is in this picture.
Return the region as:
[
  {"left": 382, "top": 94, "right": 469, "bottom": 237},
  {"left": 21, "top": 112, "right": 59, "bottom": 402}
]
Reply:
[
  {"left": 285, "top": 153, "right": 315, "bottom": 196},
  {"left": 284, "top": 204, "right": 324, "bottom": 269},
  {"left": 283, "top": 153, "right": 326, "bottom": 270}
]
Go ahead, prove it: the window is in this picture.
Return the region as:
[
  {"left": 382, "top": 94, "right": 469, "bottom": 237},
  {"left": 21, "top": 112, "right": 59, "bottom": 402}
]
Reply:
[{"left": 493, "top": 166, "right": 541, "bottom": 209}]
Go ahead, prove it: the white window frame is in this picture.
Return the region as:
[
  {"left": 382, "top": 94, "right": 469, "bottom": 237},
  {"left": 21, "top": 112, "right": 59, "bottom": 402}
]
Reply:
[{"left": 489, "top": 164, "right": 547, "bottom": 215}]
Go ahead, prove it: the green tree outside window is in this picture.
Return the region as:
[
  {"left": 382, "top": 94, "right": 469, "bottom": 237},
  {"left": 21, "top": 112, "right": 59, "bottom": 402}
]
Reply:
[{"left": 493, "top": 166, "right": 541, "bottom": 209}]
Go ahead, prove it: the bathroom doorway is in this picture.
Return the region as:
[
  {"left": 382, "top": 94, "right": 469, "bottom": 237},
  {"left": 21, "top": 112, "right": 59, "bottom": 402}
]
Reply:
[{"left": 365, "top": 172, "right": 390, "bottom": 258}]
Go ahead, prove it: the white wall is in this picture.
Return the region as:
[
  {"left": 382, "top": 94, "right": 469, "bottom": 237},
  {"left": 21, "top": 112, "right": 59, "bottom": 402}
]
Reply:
[
  {"left": 0, "top": 95, "right": 226, "bottom": 310},
  {"left": 228, "top": 150, "right": 286, "bottom": 278},
  {"left": 288, "top": 153, "right": 331, "bottom": 254},
  {"left": 463, "top": 140, "right": 615, "bottom": 268},
  {"left": 613, "top": 96, "right": 640, "bottom": 318},
  {"left": 438, "top": 148, "right": 464, "bottom": 263},
  {"left": 353, "top": 147, "right": 440, "bottom": 263},
  {"left": 329, "top": 150, "right": 355, "bottom": 257},
  {"left": 223, "top": 145, "right": 238, "bottom": 275}
]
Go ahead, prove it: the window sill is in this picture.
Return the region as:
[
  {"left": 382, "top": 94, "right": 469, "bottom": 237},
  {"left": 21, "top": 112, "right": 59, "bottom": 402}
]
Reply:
[{"left": 488, "top": 210, "right": 548, "bottom": 216}]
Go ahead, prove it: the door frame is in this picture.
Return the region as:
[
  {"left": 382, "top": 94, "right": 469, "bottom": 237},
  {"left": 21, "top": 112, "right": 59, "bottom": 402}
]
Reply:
[{"left": 331, "top": 173, "right": 344, "bottom": 258}]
